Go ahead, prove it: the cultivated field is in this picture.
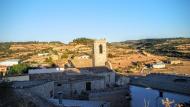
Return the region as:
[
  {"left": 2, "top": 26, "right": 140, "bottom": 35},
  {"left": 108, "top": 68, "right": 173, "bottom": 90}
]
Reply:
[{"left": 0, "top": 38, "right": 190, "bottom": 75}]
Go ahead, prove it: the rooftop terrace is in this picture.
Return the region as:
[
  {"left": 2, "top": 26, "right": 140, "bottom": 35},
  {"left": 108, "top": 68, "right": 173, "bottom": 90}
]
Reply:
[{"left": 130, "top": 73, "right": 190, "bottom": 95}]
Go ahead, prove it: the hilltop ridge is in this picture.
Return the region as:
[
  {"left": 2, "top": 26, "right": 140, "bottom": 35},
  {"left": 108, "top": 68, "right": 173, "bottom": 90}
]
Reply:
[{"left": 0, "top": 37, "right": 190, "bottom": 75}]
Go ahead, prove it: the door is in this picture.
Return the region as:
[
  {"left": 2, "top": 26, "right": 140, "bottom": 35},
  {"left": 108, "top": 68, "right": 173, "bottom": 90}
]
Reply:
[{"left": 86, "top": 82, "right": 91, "bottom": 91}]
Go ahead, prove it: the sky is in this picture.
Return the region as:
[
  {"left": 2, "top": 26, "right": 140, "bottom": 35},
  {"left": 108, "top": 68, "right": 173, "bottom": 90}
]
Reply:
[{"left": 0, "top": 0, "right": 190, "bottom": 43}]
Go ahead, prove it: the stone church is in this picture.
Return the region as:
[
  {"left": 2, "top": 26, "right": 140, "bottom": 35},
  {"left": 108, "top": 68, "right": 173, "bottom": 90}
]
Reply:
[
  {"left": 79, "top": 39, "right": 115, "bottom": 86},
  {"left": 63, "top": 38, "right": 115, "bottom": 86},
  {"left": 29, "top": 39, "right": 116, "bottom": 98}
]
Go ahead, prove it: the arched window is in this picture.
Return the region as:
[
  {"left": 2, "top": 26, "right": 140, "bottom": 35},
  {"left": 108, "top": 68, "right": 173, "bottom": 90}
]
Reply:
[{"left": 99, "top": 44, "right": 103, "bottom": 54}]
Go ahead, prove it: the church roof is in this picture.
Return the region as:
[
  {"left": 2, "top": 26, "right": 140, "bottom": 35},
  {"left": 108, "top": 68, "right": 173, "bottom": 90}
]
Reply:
[
  {"left": 79, "top": 66, "right": 114, "bottom": 73},
  {"left": 59, "top": 75, "right": 104, "bottom": 83}
]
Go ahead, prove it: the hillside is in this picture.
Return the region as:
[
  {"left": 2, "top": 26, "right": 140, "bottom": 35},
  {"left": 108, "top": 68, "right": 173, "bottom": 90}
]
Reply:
[
  {"left": 0, "top": 37, "right": 190, "bottom": 74},
  {"left": 120, "top": 38, "right": 190, "bottom": 58}
]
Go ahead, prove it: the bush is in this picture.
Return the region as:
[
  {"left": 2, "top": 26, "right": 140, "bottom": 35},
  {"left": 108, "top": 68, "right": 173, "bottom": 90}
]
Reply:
[
  {"left": 72, "top": 38, "right": 93, "bottom": 45},
  {"left": 108, "top": 53, "right": 115, "bottom": 58},
  {"left": 9, "top": 64, "right": 29, "bottom": 75},
  {"left": 45, "top": 57, "right": 53, "bottom": 63},
  {"left": 127, "top": 70, "right": 134, "bottom": 73},
  {"left": 61, "top": 53, "right": 68, "bottom": 59},
  {"left": 114, "top": 68, "right": 123, "bottom": 73}
]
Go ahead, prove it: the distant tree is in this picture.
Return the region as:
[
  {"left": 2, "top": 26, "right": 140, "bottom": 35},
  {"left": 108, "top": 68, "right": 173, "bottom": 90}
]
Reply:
[
  {"left": 0, "top": 43, "right": 11, "bottom": 51},
  {"left": 61, "top": 53, "right": 69, "bottom": 59},
  {"left": 65, "top": 49, "right": 74, "bottom": 54},
  {"left": 70, "top": 55, "right": 75, "bottom": 59},
  {"left": 49, "top": 41, "right": 63, "bottom": 45},
  {"left": 108, "top": 53, "right": 115, "bottom": 58},
  {"left": 51, "top": 63, "right": 57, "bottom": 67},
  {"left": 9, "top": 64, "right": 29, "bottom": 74},
  {"left": 127, "top": 70, "right": 134, "bottom": 73},
  {"left": 52, "top": 50, "right": 58, "bottom": 55},
  {"left": 45, "top": 57, "right": 53, "bottom": 63},
  {"left": 114, "top": 68, "right": 123, "bottom": 73},
  {"left": 136, "top": 61, "right": 143, "bottom": 68},
  {"left": 72, "top": 37, "right": 93, "bottom": 45}
]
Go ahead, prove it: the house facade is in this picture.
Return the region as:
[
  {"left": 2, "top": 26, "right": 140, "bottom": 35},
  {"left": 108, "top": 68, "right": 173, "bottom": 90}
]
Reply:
[{"left": 152, "top": 62, "right": 165, "bottom": 69}]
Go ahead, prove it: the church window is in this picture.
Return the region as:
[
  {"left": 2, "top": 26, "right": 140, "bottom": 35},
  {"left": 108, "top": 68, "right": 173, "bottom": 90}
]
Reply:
[{"left": 99, "top": 44, "right": 103, "bottom": 54}]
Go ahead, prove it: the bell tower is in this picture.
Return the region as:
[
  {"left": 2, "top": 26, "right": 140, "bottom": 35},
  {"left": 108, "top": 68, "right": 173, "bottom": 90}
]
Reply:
[{"left": 93, "top": 39, "right": 107, "bottom": 67}]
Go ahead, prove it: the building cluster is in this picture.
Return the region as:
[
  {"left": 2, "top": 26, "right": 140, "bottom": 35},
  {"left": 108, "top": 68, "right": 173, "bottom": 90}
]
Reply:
[
  {"left": 1, "top": 39, "right": 130, "bottom": 107},
  {"left": 147, "top": 58, "right": 181, "bottom": 69}
]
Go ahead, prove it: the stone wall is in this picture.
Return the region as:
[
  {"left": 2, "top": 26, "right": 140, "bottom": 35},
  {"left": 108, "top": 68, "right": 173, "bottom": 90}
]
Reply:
[
  {"left": 54, "top": 79, "right": 105, "bottom": 97},
  {"left": 29, "top": 81, "right": 54, "bottom": 99},
  {"left": 116, "top": 76, "right": 130, "bottom": 86},
  {"left": 96, "top": 72, "right": 115, "bottom": 86},
  {"left": 89, "top": 87, "right": 130, "bottom": 107}
]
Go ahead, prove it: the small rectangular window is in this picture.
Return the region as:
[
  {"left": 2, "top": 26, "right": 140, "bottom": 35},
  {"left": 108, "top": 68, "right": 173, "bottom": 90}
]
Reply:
[{"left": 57, "top": 83, "right": 62, "bottom": 86}]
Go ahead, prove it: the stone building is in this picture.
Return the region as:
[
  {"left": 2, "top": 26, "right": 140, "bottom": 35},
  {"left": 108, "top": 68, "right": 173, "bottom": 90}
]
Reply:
[
  {"left": 152, "top": 62, "right": 165, "bottom": 69},
  {"left": 93, "top": 39, "right": 107, "bottom": 67},
  {"left": 80, "top": 67, "right": 115, "bottom": 86},
  {"left": 0, "top": 59, "right": 19, "bottom": 66},
  {"left": 168, "top": 59, "right": 181, "bottom": 65},
  {"left": 12, "top": 80, "right": 54, "bottom": 99},
  {"left": 26, "top": 38, "right": 129, "bottom": 107},
  {"left": 55, "top": 75, "right": 105, "bottom": 97},
  {"left": 62, "top": 39, "right": 116, "bottom": 86},
  {"left": 28, "top": 68, "right": 64, "bottom": 74},
  {"left": 0, "top": 65, "right": 7, "bottom": 76},
  {"left": 78, "top": 55, "right": 90, "bottom": 59},
  {"left": 74, "top": 39, "right": 116, "bottom": 87},
  {"left": 29, "top": 72, "right": 105, "bottom": 97},
  {"left": 0, "top": 59, "right": 20, "bottom": 76},
  {"left": 29, "top": 72, "right": 67, "bottom": 80}
]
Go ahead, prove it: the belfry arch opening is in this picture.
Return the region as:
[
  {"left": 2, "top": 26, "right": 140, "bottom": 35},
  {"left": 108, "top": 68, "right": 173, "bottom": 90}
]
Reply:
[{"left": 99, "top": 44, "right": 103, "bottom": 54}]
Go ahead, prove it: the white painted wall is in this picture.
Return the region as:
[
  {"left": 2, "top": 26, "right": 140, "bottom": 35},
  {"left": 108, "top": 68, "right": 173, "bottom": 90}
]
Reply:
[
  {"left": 0, "top": 59, "right": 19, "bottom": 66},
  {"left": 152, "top": 64, "right": 165, "bottom": 68}
]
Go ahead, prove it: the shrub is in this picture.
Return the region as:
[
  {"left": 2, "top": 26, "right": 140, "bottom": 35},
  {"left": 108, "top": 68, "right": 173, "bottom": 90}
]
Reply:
[
  {"left": 45, "top": 57, "right": 53, "bottom": 63},
  {"left": 127, "top": 70, "right": 134, "bottom": 73},
  {"left": 114, "top": 68, "right": 123, "bottom": 73},
  {"left": 108, "top": 53, "right": 115, "bottom": 58},
  {"left": 72, "top": 38, "right": 93, "bottom": 45},
  {"left": 61, "top": 54, "right": 68, "bottom": 59},
  {"left": 9, "top": 64, "right": 29, "bottom": 74}
]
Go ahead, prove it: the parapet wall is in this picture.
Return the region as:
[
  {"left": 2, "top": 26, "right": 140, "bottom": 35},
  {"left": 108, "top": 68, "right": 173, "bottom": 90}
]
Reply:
[{"left": 89, "top": 87, "right": 129, "bottom": 107}]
